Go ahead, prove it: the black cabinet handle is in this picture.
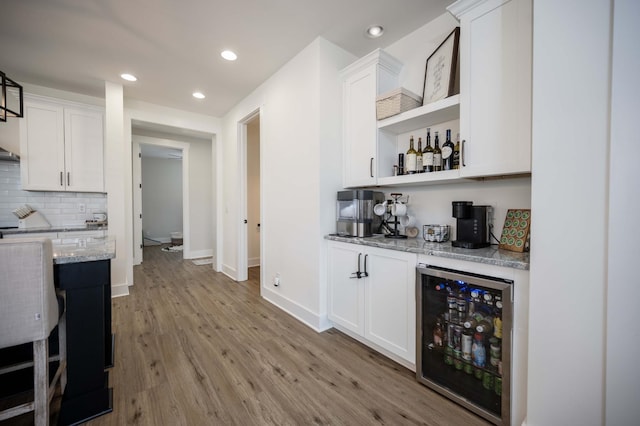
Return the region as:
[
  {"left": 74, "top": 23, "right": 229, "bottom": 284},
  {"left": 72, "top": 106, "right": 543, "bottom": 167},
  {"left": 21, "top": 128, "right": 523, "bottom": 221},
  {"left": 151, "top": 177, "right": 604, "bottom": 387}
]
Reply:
[
  {"left": 67, "top": 172, "right": 70, "bottom": 186},
  {"left": 370, "top": 158, "right": 374, "bottom": 178},
  {"left": 363, "top": 254, "right": 369, "bottom": 277},
  {"left": 351, "top": 253, "right": 363, "bottom": 279},
  {"left": 60, "top": 171, "right": 63, "bottom": 186}
]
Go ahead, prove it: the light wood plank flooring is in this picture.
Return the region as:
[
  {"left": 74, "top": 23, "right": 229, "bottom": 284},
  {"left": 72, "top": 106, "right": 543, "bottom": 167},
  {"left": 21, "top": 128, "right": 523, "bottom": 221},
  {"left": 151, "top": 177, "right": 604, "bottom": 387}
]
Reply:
[{"left": 83, "top": 246, "right": 489, "bottom": 426}]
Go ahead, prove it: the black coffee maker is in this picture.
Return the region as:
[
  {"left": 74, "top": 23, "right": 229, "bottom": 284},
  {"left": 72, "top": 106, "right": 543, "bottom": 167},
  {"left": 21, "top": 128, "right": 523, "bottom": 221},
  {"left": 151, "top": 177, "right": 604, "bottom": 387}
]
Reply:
[{"left": 451, "top": 201, "right": 491, "bottom": 249}]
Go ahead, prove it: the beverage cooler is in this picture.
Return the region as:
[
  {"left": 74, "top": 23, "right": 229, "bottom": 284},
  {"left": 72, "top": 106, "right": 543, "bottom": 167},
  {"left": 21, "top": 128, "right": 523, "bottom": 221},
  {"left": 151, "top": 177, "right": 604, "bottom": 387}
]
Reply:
[{"left": 416, "top": 265, "right": 513, "bottom": 425}]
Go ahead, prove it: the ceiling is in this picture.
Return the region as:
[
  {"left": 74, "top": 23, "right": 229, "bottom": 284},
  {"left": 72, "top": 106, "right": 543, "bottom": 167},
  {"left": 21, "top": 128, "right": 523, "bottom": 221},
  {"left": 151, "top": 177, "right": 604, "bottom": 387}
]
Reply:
[{"left": 0, "top": 0, "right": 453, "bottom": 117}]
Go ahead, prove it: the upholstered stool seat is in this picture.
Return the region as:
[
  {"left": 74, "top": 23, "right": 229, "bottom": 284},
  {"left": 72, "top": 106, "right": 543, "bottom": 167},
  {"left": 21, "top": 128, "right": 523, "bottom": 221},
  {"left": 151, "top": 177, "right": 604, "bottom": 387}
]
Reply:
[{"left": 0, "top": 237, "right": 67, "bottom": 426}]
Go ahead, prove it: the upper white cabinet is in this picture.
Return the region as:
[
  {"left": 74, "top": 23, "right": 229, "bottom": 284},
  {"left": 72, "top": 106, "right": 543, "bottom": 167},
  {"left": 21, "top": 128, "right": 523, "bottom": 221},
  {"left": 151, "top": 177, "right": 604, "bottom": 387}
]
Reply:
[
  {"left": 20, "top": 96, "right": 105, "bottom": 192},
  {"left": 327, "top": 241, "right": 417, "bottom": 367},
  {"left": 341, "top": 50, "right": 402, "bottom": 188},
  {"left": 449, "top": 0, "right": 533, "bottom": 177}
]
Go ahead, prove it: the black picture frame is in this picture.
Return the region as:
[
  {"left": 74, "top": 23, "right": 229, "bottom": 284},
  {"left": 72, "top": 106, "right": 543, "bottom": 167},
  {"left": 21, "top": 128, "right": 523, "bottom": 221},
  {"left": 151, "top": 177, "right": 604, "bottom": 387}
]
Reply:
[{"left": 422, "top": 27, "right": 460, "bottom": 106}]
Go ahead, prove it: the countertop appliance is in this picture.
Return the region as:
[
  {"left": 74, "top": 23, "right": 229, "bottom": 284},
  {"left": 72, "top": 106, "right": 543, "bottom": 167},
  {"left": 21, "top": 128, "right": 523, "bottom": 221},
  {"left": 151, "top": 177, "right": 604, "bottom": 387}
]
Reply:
[
  {"left": 416, "top": 265, "right": 514, "bottom": 425},
  {"left": 451, "top": 201, "right": 491, "bottom": 249},
  {"left": 13, "top": 205, "right": 51, "bottom": 229},
  {"left": 336, "top": 190, "right": 384, "bottom": 237}
]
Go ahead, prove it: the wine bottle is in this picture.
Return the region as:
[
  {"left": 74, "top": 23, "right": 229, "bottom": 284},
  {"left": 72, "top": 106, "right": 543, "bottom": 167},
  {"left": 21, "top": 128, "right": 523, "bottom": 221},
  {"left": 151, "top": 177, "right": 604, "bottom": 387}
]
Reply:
[
  {"left": 416, "top": 137, "right": 423, "bottom": 173},
  {"left": 406, "top": 136, "right": 417, "bottom": 174},
  {"left": 433, "top": 131, "right": 442, "bottom": 172},
  {"left": 453, "top": 132, "right": 461, "bottom": 169},
  {"left": 423, "top": 128, "right": 434, "bottom": 172},
  {"left": 476, "top": 316, "right": 494, "bottom": 334},
  {"left": 442, "top": 129, "right": 454, "bottom": 170}
]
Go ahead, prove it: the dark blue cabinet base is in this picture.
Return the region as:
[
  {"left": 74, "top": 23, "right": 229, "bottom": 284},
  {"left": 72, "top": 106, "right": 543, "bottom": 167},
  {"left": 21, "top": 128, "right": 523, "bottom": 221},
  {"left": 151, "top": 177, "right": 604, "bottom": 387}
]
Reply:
[{"left": 55, "top": 259, "right": 113, "bottom": 425}]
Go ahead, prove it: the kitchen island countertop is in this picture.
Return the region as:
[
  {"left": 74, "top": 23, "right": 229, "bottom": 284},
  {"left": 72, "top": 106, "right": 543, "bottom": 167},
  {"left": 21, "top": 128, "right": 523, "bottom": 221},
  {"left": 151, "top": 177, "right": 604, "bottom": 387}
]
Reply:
[
  {"left": 325, "top": 234, "right": 529, "bottom": 270},
  {"left": 52, "top": 236, "right": 116, "bottom": 264},
  {"left": 1, "top": 224, "right": 108, "bottom": 235}
]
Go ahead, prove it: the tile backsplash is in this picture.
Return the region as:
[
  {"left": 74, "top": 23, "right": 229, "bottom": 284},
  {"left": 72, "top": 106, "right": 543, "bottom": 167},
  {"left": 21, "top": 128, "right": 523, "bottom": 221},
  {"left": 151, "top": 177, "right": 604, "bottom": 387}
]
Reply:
[{"left": 0, "top": 161, "right": 107, "bottom": 228}]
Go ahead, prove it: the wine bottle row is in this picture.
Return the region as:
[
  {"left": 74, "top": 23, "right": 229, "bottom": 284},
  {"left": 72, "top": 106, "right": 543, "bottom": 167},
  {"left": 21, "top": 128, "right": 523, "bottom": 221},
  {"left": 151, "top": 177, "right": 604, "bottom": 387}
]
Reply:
[{"left": 398, "top": 128, "right": 460, "bottom": 175}]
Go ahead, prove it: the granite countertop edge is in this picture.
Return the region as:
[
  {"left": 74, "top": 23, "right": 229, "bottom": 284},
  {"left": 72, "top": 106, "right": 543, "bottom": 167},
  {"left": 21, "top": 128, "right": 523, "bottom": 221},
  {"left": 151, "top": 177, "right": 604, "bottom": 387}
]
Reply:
[
  {"left": 2, "top": 225, "right": 108, "bottom": 235},
  {"left": 52, "top": 237, "right": 116, "bottom": 265},
  {"left": 324, "top": 234, "right": 530, "bottom": 271}
]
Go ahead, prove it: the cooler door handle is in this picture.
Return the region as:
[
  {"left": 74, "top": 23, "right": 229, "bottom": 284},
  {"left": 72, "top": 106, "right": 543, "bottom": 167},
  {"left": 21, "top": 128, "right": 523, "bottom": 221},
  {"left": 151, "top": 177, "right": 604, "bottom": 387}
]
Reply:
[{"left": 462, "top": 140, "right": 466, "bottom": 167}]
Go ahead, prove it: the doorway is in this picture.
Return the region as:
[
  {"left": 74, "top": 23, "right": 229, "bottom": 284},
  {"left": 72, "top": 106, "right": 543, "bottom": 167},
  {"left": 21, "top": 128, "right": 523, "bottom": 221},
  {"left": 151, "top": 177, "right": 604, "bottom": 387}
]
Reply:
[
  {"left": 238, "top": 110, "right": 261, "bottom": 282},
  {"left": 132, "top": 135, "right": 189, "bottom": 264}
]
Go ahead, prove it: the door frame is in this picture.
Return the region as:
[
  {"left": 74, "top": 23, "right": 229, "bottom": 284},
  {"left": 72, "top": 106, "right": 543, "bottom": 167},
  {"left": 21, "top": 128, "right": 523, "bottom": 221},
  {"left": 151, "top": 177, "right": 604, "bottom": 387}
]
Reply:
[
  {"left": 132, "top": 135, "right": 189, "bottom": 264},
  {"left": 237, "top": 108, "right": 261, "bottom": 282}
]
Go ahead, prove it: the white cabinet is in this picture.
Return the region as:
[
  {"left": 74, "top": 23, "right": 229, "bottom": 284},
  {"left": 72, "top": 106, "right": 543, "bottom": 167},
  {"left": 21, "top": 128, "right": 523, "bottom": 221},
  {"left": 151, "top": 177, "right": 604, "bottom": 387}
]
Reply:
[
  {"left": 449, "top": 0, "right": 533, "bottom": 177},
  {"left": 20, "top": 96, "right": 105, "bottom": 192},
  {"left": 341, "top": 50, "right": 402, "bottom": 187},
  {"left": 328, "top": 241, "right": 416, "bottom": 366}
]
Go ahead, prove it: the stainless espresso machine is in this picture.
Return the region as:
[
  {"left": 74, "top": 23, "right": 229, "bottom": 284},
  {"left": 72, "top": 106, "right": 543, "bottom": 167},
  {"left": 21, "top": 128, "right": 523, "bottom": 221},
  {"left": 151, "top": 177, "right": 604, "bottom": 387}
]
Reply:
[{"left": 336, "top": 190, "right": 385, "bottom": 237}]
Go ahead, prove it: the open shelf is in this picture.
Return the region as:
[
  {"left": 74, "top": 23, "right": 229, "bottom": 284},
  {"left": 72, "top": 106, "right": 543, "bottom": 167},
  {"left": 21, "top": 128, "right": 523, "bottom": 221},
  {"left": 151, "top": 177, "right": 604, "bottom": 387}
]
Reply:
[
  {"left": 377, "top": 95, "right": 460, "bottom": 134},
  {"left": 377, "top": 169, "right": 464, "bottom": 187}
]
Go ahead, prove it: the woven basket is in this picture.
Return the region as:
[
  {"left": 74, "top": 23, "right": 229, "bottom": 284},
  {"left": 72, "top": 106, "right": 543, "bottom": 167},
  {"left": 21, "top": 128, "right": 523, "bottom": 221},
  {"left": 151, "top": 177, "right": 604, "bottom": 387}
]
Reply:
[{"left": 376, "top": 88, "right": 422, "bottom": 120}]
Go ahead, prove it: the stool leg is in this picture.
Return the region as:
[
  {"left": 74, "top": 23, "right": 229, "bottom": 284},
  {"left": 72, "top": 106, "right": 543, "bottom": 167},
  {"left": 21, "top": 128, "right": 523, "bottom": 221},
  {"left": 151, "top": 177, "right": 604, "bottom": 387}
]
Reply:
[
  {"left": 33, "top": 339, "right": 49, "bottom": 426},
  {"left": 59, "top": 313, "right": 67, "bottom": 392}
]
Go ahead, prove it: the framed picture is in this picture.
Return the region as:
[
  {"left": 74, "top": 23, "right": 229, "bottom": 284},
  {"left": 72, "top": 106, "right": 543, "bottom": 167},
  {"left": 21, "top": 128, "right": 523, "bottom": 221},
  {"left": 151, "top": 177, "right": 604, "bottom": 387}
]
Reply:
[{"left": 422, "top": 27, "right": 460, "bottom": 105}]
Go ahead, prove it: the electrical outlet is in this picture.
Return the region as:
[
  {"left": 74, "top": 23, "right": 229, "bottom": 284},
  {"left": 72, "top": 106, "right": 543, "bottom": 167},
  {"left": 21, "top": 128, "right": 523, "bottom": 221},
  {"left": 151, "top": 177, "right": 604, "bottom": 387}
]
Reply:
[
  {"left": 78, "top": 203, "right": 86, "bottom": 213},
  {"left": 274, "top": 273, "right": 281, "bottom": 287}
]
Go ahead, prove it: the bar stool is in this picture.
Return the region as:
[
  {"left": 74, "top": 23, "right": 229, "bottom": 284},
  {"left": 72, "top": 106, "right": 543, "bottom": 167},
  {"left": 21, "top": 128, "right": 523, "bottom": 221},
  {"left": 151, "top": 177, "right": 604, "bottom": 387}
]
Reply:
[{"left": 0, "top": 237, "right": 67, "bottom": 426}]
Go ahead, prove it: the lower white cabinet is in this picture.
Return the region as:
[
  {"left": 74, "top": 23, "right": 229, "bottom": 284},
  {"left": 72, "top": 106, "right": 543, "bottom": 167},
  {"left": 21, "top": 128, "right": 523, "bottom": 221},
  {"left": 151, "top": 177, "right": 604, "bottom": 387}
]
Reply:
[{"left": 328, "top": 241, "right": 416, "bottom": 366}]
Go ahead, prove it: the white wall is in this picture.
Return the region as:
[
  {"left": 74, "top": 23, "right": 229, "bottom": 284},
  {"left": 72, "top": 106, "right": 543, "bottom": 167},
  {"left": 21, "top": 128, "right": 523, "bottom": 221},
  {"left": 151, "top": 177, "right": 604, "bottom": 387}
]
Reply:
[
  {"left": 528, "top": 0, "right": 620, "bottom": 424},
  {"left": 247, "top": 117, "right": 260, "bottom": 266},
  {"left": 222, "top": 37, "right": 355, "bottom": 329},
  {"left": 606, "top": 1, "right": 640, "bottom": 423},
  {"left": 141, "top": 157, "right": 182, "bottom": 242}
]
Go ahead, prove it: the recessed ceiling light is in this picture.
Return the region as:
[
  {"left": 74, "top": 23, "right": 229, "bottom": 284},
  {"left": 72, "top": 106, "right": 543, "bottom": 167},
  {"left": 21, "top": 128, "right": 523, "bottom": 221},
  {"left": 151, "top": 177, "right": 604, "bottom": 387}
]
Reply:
[
  {"left": 221, "top": 50, "right": 237, "bottom": 61},
  {"left": 192, "top": 92, "right": 205, "bottom": 99},
  {"left": 366, "top": 25, "right": 384, "bottom": 38},
  {"left": 120, "top": 73, "right": 137, "bottom": 82}
]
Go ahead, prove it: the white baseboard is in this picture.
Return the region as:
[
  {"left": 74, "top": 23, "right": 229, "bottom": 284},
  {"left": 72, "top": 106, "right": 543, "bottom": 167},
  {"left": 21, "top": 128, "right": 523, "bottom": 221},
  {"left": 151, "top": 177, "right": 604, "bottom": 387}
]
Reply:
[
  {"left": 184, "top": 249, "right": 213, "bottom": 260},
  {"left": 111, "top": 282, "right": 130, "bottom": 298},
  {"left": 248, "top": 257, "right": 261, "bottom": 267},
  {"left": 261, "top": 286, "right": 332, "bottom": 332},
  {"left": 331, "top": 323, "right": 415, "bottom": 372},
  {"left": 222, "top": 263, "right": 237, "bottom": 281}
]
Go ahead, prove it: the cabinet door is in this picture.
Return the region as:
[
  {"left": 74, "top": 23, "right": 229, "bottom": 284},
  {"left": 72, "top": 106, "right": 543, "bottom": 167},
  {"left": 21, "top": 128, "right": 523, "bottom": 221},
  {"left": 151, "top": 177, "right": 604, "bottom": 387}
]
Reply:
[
  {"left": 64, "top": 108, "right": 105, "bottom": 192},
  {"left": 327, "top": 242, "right": 365, "bottom": 336},
  {"left": 343, "top": 66, "right": 378, "bottom": 187},
  {"left": 457, "top": 0, "right": 532, "bottom": 177},
  {"left": 20, "top": 100, "right": 66, "bottom": 191},
  {"left": 364, "top": 246, "right": 416, "bottom": 363}
]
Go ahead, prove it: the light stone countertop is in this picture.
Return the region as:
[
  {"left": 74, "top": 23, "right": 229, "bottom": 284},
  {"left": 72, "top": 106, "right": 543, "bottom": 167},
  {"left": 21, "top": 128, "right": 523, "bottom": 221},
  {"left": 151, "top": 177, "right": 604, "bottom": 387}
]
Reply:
[
  {"left": 2, "top": 224, "right": 108, "bottom": 235},
  {"left": 325, "top": 234, "right": 530, "bottom": 270},
  {"left": 52, "top": 236, "right": 116, "bottom": 264}
]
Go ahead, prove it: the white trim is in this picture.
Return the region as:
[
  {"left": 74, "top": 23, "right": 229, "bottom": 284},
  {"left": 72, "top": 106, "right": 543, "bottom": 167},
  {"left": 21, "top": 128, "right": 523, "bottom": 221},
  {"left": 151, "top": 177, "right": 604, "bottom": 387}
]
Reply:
[
  {"left": 111, "top": 283, "right": 130, "bottom": 298},
  {"left": 261, "top": 287, "right": 332, "bottom": 332},
  {"left": 184, "top": 249, "right": 213, "bottom": 260},
  {"left": 237, "top": 108, "right": 261, "bottom": 282},
  {"left": 222, "top": 263, "right": 237, "bottom": 281},
  {"left": 248, "top": 257, "right": 261, "bottom": 267}
]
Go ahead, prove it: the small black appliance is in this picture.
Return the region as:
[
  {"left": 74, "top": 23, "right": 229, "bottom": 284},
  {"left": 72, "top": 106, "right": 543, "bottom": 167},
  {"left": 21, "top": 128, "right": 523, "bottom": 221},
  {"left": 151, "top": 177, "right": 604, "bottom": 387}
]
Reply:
[{"left": 451, "top": 201, "right": 491, "bottom": 249}]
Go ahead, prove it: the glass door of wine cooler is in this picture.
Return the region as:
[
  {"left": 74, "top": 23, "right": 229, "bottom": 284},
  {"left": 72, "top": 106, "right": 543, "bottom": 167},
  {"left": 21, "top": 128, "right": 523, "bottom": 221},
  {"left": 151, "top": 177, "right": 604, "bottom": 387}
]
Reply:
[{"left": 416, "top": 265, "right": 513, "bottom": 425}]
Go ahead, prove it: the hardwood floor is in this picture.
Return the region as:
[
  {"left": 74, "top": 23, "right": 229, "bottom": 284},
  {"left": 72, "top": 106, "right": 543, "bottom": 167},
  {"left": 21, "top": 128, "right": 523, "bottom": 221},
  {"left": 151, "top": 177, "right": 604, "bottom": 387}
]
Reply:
[{"left": 84, "top": 246, "right": 490, "bottom": 426}]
